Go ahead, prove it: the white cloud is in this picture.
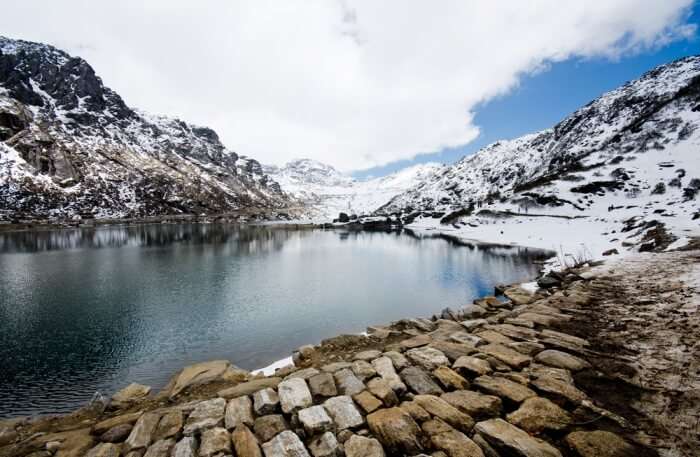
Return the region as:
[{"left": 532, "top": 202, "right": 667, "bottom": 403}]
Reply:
[{"left": 0, "top": 0, "right": 695, "bottom": 170}]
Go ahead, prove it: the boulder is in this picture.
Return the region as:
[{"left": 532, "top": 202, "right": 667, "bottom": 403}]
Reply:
[
  {"left": 399, "top": 334, "right": 433, "bottom": 350},
  {"left": 503, "top": 287, "right": 535, "bottom": 305},
  {"left": 441, "top": 390, "right": 502, "bottom": 420},
  {"left": 85, "top": 443, "right": 121, "bottom": 457},
  {"left": 333, "top": 369, "right": 365, "bottom": 396},
  {"left": 298, "top": 405, "right": 334, "bottom": 435},
  {"left": 406, "top": 347, "right": 450, "bottom": 371},
  {"left": 534, "top": 350, "right": 591, "bottom": 372},
  {"left": 400, "top": 400, "right": 432, "bottom": 422},
  {"left": 400, "top": 366, "right": 444, "bottom": 395},
  {"left": 152, "top": 410, "right": 183, "bottom": 441},
  {"left": 474, "top": 419, "right": 562, "bottom": 457},
  {"left": 462, "top": 304, "right": 487, "bottom": 319},
  {"left": 473, "top": 376, "right": 536, "bottom": 405},
  {"left": 219, "top": 377, "right": 282, "bottom": 399},
  {"left": 351, "top": 360, "right": 376, "bottom": 381},
  {"left": 322, "top": 396, "right": 364, "bottom": 430},
  {"left": 353, "top": 350, "right": 382, "bottom": 361},
  {"left": 307, "top": 431, "right": 340, "bottom": 457},
  {"left": 253, "top": 415, "right": 289, "bottom": 443},
  {"left": 111, "top": 383, "right": 151, "bottom": 409},
  {"left": 172, "top": 437, "right": 198, "bottom": 457},
  {"left": 309, "top": 373, "right": 338, "bottom": 399},
  {"left": 352, "top": 391, "right": 383, "bottom": 414},
  {"left": 344, "top": 435, "right": 385, "bottom": 457},
  {"left": 366, "top": 407, "right": 423, "bottom": 455},
  {"left": 143, "top": 439, "right": 175, "bottom": 457},
  {"left": 475, "top": 330, "right": 514, "bottom": 345},
  {"left": 163, "top": 360, "right": 232, "bottom": 398},
  {"left": 225, "top": 396, "right": 255, "bottom": 429},
  {"left": 183, "top": 398, "right": 226, "bottom": 436},
  {"left": 253, "top": 388, "right": 280, "bottom": 415},
  {"left": 506, "top": 397, "right": 571, "bottom": 433},
  {"left": 278, "top": 378, "right": 313, "bottom": 414},
  {"left": 429, "top": 341, "right": 478, "bottom": 362},
  {"left": 413, "top": 395, "right": 474, "bottom": 432},
  {"left": 430, "top": 429, "right": 485, "bottom": 457},
  {"left": 453, "top": 356, "right": 492, "bottom": 377},
  {"left": 261, "top": 430, "right": 310, "bottom": 457},
  {"left": 507, "top": 341, "right": 546, "bottom": 356},
  {"left": 565, "top": 430, "right": 635, "bottom": 457},
  {"left": 530, "top": 376, "right": 587, "bottom": 405},
  {"left": 199, "top": 427, "right": 231, "bottom": 457},
  {"left": 382, "top": 351, "right": 409, "bottom": 370},
  {"left": 100, "top": 423, "right": 133, "bottom": 443},
  {"left": 124, "top": 412, "right": 161, "bottom": 452},
  {"left": 450, "top": 332, "right": 483, "bottom": 347},
  {"left": 371, "top": 357, "right": 407, "bottom": 394},
  {"left": 367, "top": 378, "right": 400, "bottom": 406},
  {"left": 231, "top": 424, "right": 262, "bottom": 457},
  {"left": 478, "top": 343, "right": 531, "bottom": 369}
]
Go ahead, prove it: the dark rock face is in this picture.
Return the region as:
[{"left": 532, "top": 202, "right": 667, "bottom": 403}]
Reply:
[{"left": 0, "top": 36, "right": 290, "bottom": 221}]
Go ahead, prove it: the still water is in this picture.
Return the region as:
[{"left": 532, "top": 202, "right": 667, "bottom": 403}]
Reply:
[{"left": 0, "top": 224, "right": 549, "bottom": 417}]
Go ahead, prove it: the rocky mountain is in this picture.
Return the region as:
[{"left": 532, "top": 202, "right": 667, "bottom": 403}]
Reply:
[
  {"left": 264, "top": 159, "right": 443, "bottom": 219},
  {"left": 0, "top": 36, "right": 290, "bottom": 222}
]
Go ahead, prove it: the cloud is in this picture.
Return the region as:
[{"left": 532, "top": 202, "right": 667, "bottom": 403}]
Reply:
[{"left": 0, "top": 0, "right": 695, "bottom": 170}]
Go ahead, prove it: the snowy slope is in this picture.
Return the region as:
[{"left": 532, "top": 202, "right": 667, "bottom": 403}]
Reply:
[
  {"left": 265, "top": 159, "right": 443, "bottom": 220},
  {"left": 380, "top": 55, "right": 700, "bottom": 259},
  {"left": 0, "top": 36, "right": 289, "bottom": 221}
]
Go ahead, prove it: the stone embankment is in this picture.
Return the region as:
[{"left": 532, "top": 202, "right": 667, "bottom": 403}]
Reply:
[{"left": 1, "top": 248, "right": 698, "bottom": 457}]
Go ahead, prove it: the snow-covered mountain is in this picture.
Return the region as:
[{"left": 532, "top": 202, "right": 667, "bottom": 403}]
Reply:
[
  {"left": 380, "top": 55, "right": 700, "bottom": 256},
  {"left": 264, "top": 159, "right": 443, "bottom": 219},
  {"left": 0, "top": 36, "right": 290, "bottom": 222}
]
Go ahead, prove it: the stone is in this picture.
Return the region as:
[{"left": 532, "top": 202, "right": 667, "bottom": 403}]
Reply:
[
  {"left": 100, "top": 423, "right": 133, "bottom": 443},
  {"left": 333, "top": 369, "right": 365, "bottom": 396},
  {"left": 441, "top": 390, "right": 502, "bottom": 420},
  {"left": 307, "top": 431, "right": 340, "bottom": 457},
  {"left": 399, "top": 334, "right": 432, "bottom": 350},
  {"left": 143, "top": 439, "right": 175, "bottom": 457},
  {"left": 184, "top": 398, "right": 226, "bottom": 435},
  {"left": 371, "top": 357, "right": 407, "bottom": 394},
  {"left": 125, "top": 412, "right": 161, "bottom": 452},
  {"left": 406, "top": 347, "right": 449, "bottom": 371},
  {"left": 400, "top": 400, "right": 432, "bottom": 422},
  {"left": 382, "top": 351, "right": 409, "bottom": 370},
  {"left": 431, "top": 429, "right": 485, "bottom": 457},
  {"left": 503, "top": 287, "right": 535, "bottom": 306},
  {"left": 433, "top": 366, "right": 469, "bottom": 390},
  {"left": 527, "top": 364, "right": 574, "bottom": 384},
  {"left": 253, "top": 388, "right": 280, "bottom": 415},
  {"left": 352, "top": 391, "right": 383, "bottom": 413},
  {"left": 534, "top": 350, "right": 591, "bottom": 371},
  {"left": 366, "top": 407, "right": 423, "bottom": 455},
  {"left": 278, "top": 378, "right": 313, "bottom": 413},
  {"left": 298, "top": 345, "right": 316, "bottom": 359},
  {"left": 351, "top": 360, "right": 376, "bottom": 381},
  {"left": 461, "top": 319, "right": 488, "bottom": 332},
  {"left": 254, "top": 415, "right": 289, "bottom": 443},
  {"left": 111, "top": 383, "right": 151, "bottom": 409},
  {"left": 507, "top": 341, "right": 545, "bottom": 356},
  {"left": 413, "top": 395, "right": 474, "bottom": 432},
  {"left": 344, "top": 435, "right": 385, "bottom": 457},
  {"left": 478, "top": 343, "right": 531, "bottom": 369},
  {"left": 309, "top": 373, "right": 337, "bottom": 399},
  {"left": 218, "top": 378, "right": 282, "bottom": 399},
  {"left": 487, "top": 324, "right": 538, "bottom": 341},
  {"left": 530, "top": 376, "right": 587, "bottom": 405},
  {"left": 449, "top": 332, "right": 483, "bottom": 347},
  {"left": 321, "top": 362, "right": 352, "bottom": 373},
  {"left": 298, "top": 405, "right": 334, "bottom": 435},
  {"left": 565, "top": 430, "right": 635, "bottom": 457},
  {"left": 453, "top": 356, "right": 492, "bottom": 377},
  {"left": 285, "top": 368, "right": 320, "bottom": 381},
  {"left": 199, "top": 427, "right": 231, "bottom": 457},
  {"left": 504, "top": 318, "right": 535, "bottom": 328},
  {"left": 429, "top": 341, "right": 477, "bottom": 362},
  {"left": 232, "top": 425, "right": 262, "bottom": 457},
  {"left": 172, "top": 437, "right": 198, "bottom": 457},
  {"left": 353, "top": 350, "right": 382, "bottom": 361},
  {"left": 93, "top": 411, "right": 144, "bottom": 435},
  {"left": 472, "top": 434, "right": 500, "bottom": 457},
  {"left": 474, "top": 330, "right": 514, "bottom": 345},
  {"left": 517, "top": 312, "right": 565, "bottom": 326},
  {"left": 153, "top": 410, "right": 183, "bottom": 441},
  {"left": 85, "top": 443, "right": 121, "bottom": 457},
  {"left": 540, "top": 329, "right": 589, "bottom": 348},
  {"left": 261, "top": 430, "right": 310, "bottom": 457},
  {"left": 225, "top": 395, "right": 255, "bottom": 429},
  {"left": 421, "top": 418, "right": 453, "bottom": 436},
  {"left": 367, "top": 378, "right": 400, "bottom": 406},
  {"left": 164, "top": 360, "right": 232, "bottom": 398},
  {"left": 506, "top": 397, "right": 571, "bottom": 433},
  {"left": 474, "top": 419, "right": 562, "bottom": 457},
  {"left": 323, "top": 396, "right": 364, "bottom": 430},
  {"left": 336, "top": 430, "right": 353, "bottom": 444},
  {"left": 462, "top": 304, "right": 487, "bottom": 318},
  {"left": 473, "top": 376, "right": 536, "bottom": 405},
  {"left": 400, "top": 366, "right": 444, "bottom": 395}
]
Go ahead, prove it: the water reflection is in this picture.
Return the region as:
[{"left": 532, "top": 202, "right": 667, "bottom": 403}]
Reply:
[{"left": 0, "top": 224, "right": 550, "bottom": 418}]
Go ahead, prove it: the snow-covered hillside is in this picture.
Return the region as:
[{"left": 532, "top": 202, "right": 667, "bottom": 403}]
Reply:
[
  {"left": 380, "top": 55, "right": 700, "bottom": 259},
  {"left": 0, "top": 36, "right": 290, "bottom": 221},
  {"left": 264, "top": 159, "right": 443, "bottom": 220}
]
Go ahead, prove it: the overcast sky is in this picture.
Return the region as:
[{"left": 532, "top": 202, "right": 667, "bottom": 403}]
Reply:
[{"left": 0, "top": 1, "right": 696, "bottom": 171}]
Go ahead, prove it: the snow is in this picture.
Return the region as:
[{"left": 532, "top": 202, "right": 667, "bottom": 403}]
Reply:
[{"left": 252, "top": 356, "right": 294, "bottom": 376}]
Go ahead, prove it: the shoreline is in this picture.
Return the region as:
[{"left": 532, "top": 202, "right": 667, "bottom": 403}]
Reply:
[{"left": 1, "top": 246, "right": 697, "bottom": 457}]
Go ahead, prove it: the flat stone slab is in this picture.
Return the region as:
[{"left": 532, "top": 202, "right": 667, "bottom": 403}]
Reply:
[
  {"left": 353, "top": 350, "right": 382, "bottom": 361},
  {"left": 413, "top": 395, "right": 474, "bottom": 432},
  {"left": 406, "top": 347, "right": 450, "bottom": 371},
  {"left": 125, "top": 411, "right": 161, "bottom": 452},
  {"left": 506, "top": 397, "right": 571, "bottom": 433},
  {"left": 344, "top": 435, "right": 385, "bottom": 457},
  {"left": 284, "top": 368, "right": 320, "bottom": 381},
  {"left": 400, "top": 366, "right": 444, "bottom": 395},
  {"left": 366, "top": 407, "right": 423, "bottom": 455},
  {"left": 534, "top": 350, "right": 591, "bottom": 371},
  {"left": 333, "top": 368, "right": 365, "bottom": 396},
  {"left": 225, "top": 396, "right": 255, "bottom": 429},
  {"left": 262, "top": 430, "right": 310, "bottom": 457},
  {"left": 322, "top": 396, "right": 364, "bottom": 430},
  {"left": 429, "top": 341, "right": 478, "bottom": 361},
  {"left": 298, "top": 405, "right": 333, "bottom": 435},
  {"left": 473, "top": 376, "right": 536, "bottom": 405},
  {"left": 475, "top": 418, "right": 562, "bottom": 457},
  {"left": 565, "top": 430, "right": 635, "bottom": 457},
  {"left": 441, "top": 390, "right": 502, "bottom": 420},
  {"left": 530, "top": 376, "right": 587, "bottom": 405},
  {"left": 143, "top": 438, "right": 175, "bottom": 457},
  {"left": 93, "top": 411, "right": 143, "bottom": 435},
  {"left": 219, "top": 377, "right": 282, "bottom": 399},
  {"left": 453, "top": 356, "right": 492, "bottom": 377},
  {"left": 478, "top": 343, "right": 532, "bottom": 369},
  {"left": 278, "top": 377, "right": 313, "bottom": 414},
  {"left": 165, "top": 360, "right": 231, "bottom": 398}
]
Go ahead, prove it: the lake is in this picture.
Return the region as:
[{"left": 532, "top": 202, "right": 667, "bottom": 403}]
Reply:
[{"left": 0, "top": 223, "right": 549, "bottom": 418}]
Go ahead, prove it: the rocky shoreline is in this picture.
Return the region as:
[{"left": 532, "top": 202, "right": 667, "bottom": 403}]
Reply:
[{"left": 1, "top": 246, "right": 698, "bottom": 457}]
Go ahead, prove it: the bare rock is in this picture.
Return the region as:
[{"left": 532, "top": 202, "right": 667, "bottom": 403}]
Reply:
[
  {"left": 111, "top": 383, "right": 151, "bottom": 409},
  {"left": 85, "top": 443, "right": 121, "bottom": 457},
  {"left": 506, "top": 397, "right": 571, "bottom": 433},
  {"left": 163, "top": 360, "right": 232, "bottom": 399},
  {"left": 278, "top": 378, "right": 313, "bottom": 414},
  {"left": 344, "top": 435, "right": 385, "bottom": 457},
  {"left": 309, "top": 373, "right": 338, "bottom": 399},
  {"left": 183, "top": 398, "right": 226, "bottom": 436},
  {"left": 218, "top": 378, "right": 282, "bottom": 399},
  {"left": 232, "top": 424, "right": 262, "bottom": 457},
  {"left": 351, "top": 360, "right": 376, "bottom": 381},
  {"left": 400, "top": 401, "right": 432, "bottom": 422},
  {"left": 333, "top": 369, "right": 365, "bottom": 396},
  {"left": 473, "top": 376, "right": 536, "bottom": 405},
  {"left": 367, "top": 378, "right": 400, "bottom": 406},
  {"left": 400, "top": 366, "right": 444, "bottom": 395},
  {"left": 100, "top": 423, "right": 133, "bottom": 443},
  {"left": 125, "top": 412, "right": 161, "bottom": 452},
  {"left": 382, "top": 351, "right": 409, "bottom": 370},
  {"left": 565, "top": 430, "right": 635, "bottom": 457},
  {"left": 172, "top": 437, "right": 198, "bottom": 457},
  {"left": 253, "top": 388, "right": 280, "bottom": 415},
  {"left": 441, "top": 390, "right": 502, "bottom": 420},
  {"left": 93, "top": 411, "right": 143, "bottom": 435},
  {"left": 530, "top": 376, "right": 587, "bottom": 405},
  {"left": 453, "top": 356, "right": 492, "bottom": 377},
  {"left": 353, "top": 350, "right": 382, "bottom": 361},
  {"left": 323, "top": 396, "right": 364, "bottom": 430},
  {"left": 478, "top": 343, "right": 532, "bottom": 369},
  {"left": 143, "top": 439, "right": 175, "bottom": 457},
  {"left": 307, "top": 431, "right": 340, "bottom": 457},
  {"left": 153, "top": 410, "right": 183, "bottom": 441},
  {"left": 352, "top": 391, "right": 383, "bottom": 414},
  {"left": 199, "top": 427, "right": 231, "bottom": 457},
  {"left": 262, "top": 430, "right": 310, "bottom": 457},
  {"left": 253, "top": 415, "right": 289, "bottom": 443},
  {"left": 433, "top": 366, "right": 469, "bottom": 390},
  {"left": 225, "top": 395, "right": 255, "bottom": 429},
  {"left": 503, "top": 287, "right": 535, "bottom": 306},
  {"left": 475, "top": 419, "right": 562, "bottom": 457},
  {"left": 431, "top": 429, "right": 485, "bottom": 457},
  {"left": 298, "top": 405, "right": 334, "bottom": 435},
  {"left": 406, "top": 347, "right": 450, "bottom": 371},
  {"left": 534, "top": 350, "right": 591, "bottom": 372},
  {"left": 321, "top": 362, "right": 352, "bottom": 373},
  {"left": 284, "top": 368, "right": 320, "bottom": 381},
  {"left": 413, "top": 395, "right": 474, "bottom": 432},
  {"left": 429, "top": 341, "right": 478, "bottom": 362},
  {"left": 366, "top": 407, "right": 423, "bottom": 455},
  {"left": 371, "top": 357, "right": 407, "bottom": 394}
]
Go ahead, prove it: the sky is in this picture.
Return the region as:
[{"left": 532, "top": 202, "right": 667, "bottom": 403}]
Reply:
[{"left": 0, "top": 1, "right": 698, "bottom": 176}]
